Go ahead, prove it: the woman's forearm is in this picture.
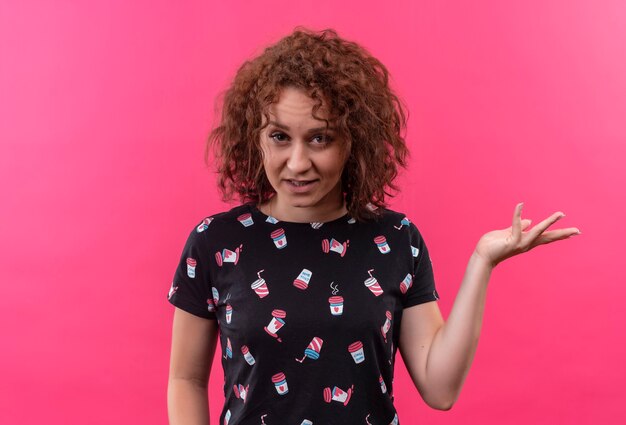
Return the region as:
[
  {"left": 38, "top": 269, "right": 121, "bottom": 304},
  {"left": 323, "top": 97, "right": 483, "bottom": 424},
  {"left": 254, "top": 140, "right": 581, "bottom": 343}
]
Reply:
[
  {"left": 425, "top": 251, "right": 493, "bottom": 407},
  {"left": 168, "top": 378, "right": 210, "bottom": 425}
]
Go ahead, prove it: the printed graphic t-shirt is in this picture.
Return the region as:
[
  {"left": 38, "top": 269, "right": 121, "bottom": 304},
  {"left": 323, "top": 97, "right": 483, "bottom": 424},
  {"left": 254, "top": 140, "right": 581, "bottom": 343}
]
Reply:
[{"left": 167, "top": 203, "right": 440, "bottom": 425}]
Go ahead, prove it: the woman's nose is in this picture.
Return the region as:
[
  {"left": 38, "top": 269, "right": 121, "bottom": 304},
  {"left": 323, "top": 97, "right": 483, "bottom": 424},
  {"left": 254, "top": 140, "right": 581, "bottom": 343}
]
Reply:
[{"left": 286, "top": 142, "right": 312, "bottom": 174}]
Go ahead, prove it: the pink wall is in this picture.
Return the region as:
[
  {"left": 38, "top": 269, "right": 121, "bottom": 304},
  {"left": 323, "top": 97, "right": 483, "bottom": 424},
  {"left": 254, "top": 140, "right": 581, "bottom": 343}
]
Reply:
[{"left": 1, "top": 1, "right": 624, "bottom": 424}]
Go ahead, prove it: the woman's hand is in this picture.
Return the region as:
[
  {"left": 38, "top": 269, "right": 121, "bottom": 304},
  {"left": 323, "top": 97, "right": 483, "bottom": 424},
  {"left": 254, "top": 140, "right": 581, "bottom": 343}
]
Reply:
[{"left": 473, "top": 202, "right": 581, "bottom": 268}]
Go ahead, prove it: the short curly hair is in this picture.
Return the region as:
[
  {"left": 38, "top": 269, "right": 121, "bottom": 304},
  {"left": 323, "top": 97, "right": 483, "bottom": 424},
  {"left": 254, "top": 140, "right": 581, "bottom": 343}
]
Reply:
[{"left": 206, "top": 27, "right": 409, "bottom": 222}]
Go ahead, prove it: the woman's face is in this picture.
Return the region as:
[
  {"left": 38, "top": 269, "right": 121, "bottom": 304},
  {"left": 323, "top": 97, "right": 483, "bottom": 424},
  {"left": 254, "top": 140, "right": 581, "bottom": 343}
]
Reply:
[{"left": 259, "top": 87, "right": 349, "bottom": 222}]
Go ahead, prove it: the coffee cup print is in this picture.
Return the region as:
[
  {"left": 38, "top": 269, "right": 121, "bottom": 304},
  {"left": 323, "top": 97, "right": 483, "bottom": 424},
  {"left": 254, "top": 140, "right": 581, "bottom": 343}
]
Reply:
[
  {"left": 296, "top": 337, "right": 323, "bottom": 363},
  {"left": 348, "top": 217, "right": 356, "bottom": 224},
  {"left": 271, "top": 228, "right": 287, "bottom": 249},
  {"left": 215, "top": 245, "right": 242, "bottom": 266},
  {"left": 251, "top": 270, "right": 269, "bottom": 298},
  {"left": 226, "top": 304, "right": 233, "bottom": 324},
  {"left": 223, "top": 337, "right": 232, "bottom": 359},
  {"left": 379, "top": 375, "right": 387, "bottom": 394},
  {"left": 186, "top": 258, "right": 197, "bottom": 278},
  {"left": 323, "top": 385, "right": 354, "bottom": 406},
  {"left": 389, "top": 413, "right": 398, "bottom": 425},
  {"left": 196, "top": 217, "right": 213, "bottom": 233},
  {"left": 381, "top": 311, "right": 392, "bottom": 343},
  {"left": 233, "top": 383, "right": 249, "bottom": 402},
  {"left": 328, "top": 296, "right": 344, "bottom": 316},
  {"left": 374, "top": 235, "right": 391, "bottom": 254},
  {"left": 241, "top": 345, "right": 256, "bottom": 365},
  {"left": 207, "top": 297, "right": 215, "bottom": 313},
  {"left": 310, "top": 222, "right": 323, "bottom": 229},
  {"left": 411, "top": 245, "right": 419, "bottom": 257},
  {"left": 266, "top": 215, "right": 279, "bottom": 224},
  {"left": 168, "top": 284, "right": 178, "bottom": 300},
  {"left": 237, "top": 213, "right": 254, "bottom": 227},
  {"left": 264, "top": 309, "right": 287, "bottom": 342},
  {"left": 224, "top": 409, "right": 231, "bottom": 425},
  {"left": 399, "top": 273, "right": 413, "bottom": 294},
  {"left": 394, "top": 216, "right": 411, "bottom": 230},
  {"left": 272, "top": 372, "right": 288, "bottom": 395},
  {"left": 293, "top": 268, "right": 312, "bottom": 290},
  {"left": 212, "top": 287, "right": 220, "bottom": 307},
  {"left": 301, "top": 420, "right": 313, "bottom": 425},
  {"left": 321, "top": 238, "right": 349, "bottom": 257},
  {"left": 364, "top": 269, "right": 383, "bottom": 297},
  {"left": 348, "top": 341, "right": 365, "bottom": 364}
]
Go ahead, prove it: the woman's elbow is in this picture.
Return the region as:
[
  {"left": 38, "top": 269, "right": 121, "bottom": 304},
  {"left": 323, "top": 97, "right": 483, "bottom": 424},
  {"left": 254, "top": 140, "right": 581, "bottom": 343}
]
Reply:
[
  {"left": 429, "top": 399, "right": 455, "bottom": 411},
  {"left": 424, "top": 393, "right": 457, "bottom": 411}
]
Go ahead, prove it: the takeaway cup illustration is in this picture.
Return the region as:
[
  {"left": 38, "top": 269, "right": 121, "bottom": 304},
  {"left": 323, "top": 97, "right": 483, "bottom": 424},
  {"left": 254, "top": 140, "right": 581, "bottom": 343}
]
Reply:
[
  {"left": 379, "top": 375, "right": 387, "bottom": 393},
  {"left": 241, "top": 345, "right": 255, "bottom": 365},
  {"left": 212, "top": 287, "right": 219, "bottom": 307},
  {"left": 310, "top": 222, "right": 323, "bottom": 229},
  {"left": 411, "top": 245, "right": 419, "bottom": 257},
  {"left": 374, "top": 235, "right": 391, "bottom": 254},
  {"left": 328, "top": 296, "right": 344, "bottom": 316},
  {"left": 296, "top": 337, "right": 323, "bottom": 363},
  {"left": 323, "top": 385, "right": 354, "bottom": 406},
  {"left": 251, "top": 269, "right": 270, "bottom": 298},
  {"left": 226, "top": 304, "right": 233, "bottom": 324},
  {"left": 348, "top": 341, "right": 365, "bottom": 364},
  {"left": 224, "top": 409, "right": 231, "bottom": 425},
  {"left": 186, "top": 258, "right": 197, "bottom": 278},
  {"left": 233, "top": 383, "right": 249, "bottom": 402},
  {"left": 364, "top": 269, "right": 383, "bottom": 297},
  {"left": 293, "top": 268, "right": 312, "bottom": 290},
  {"left": 196, "top": 217, "right": 213, "bottom": 233},
  {"left": 271, "top": 228, "right": 288, "bottom": 249},
  {"left": 381, "top": 311, "right": 392, "bottom": 343},
  {"left": 394, "top": 216, "right": 411, "bottom": 230},
  {"left": 211, "top": 287, "right": 220, "bottom": 307},
  {"left": 237, "top": 213, "right": 254, "bottom": 227},
  {"left": 264, "top": 309, "right": 287, "bottom": 342},
  {"left": 207, "top": 297, "right": 215, "bottom": 313},
  {"left": 266, "top": 215, "right": 279, "bottom": 224},
  {"left": 321, "top": 238, "right": 349, "bottom": 257},
  {"left": 168, "top": 284, "right": 178, "bottom": 300},
  {"left": 389, "top": 413, "right": 399, "bottom": 425},
  {"left": 215, "top": 245, "right": 242, "bottom": 266},
  {"left": 399, "top": 273, "right": 413, "bottom": 294},
  {"left": 301, "top": 420, "right": 313, "bottom": 425},
  {"left": 272, "top": 372, "right": 289, "bottom": 395},
  {"left": 223, "top": 337, "right": 232, "bottom": 359}
]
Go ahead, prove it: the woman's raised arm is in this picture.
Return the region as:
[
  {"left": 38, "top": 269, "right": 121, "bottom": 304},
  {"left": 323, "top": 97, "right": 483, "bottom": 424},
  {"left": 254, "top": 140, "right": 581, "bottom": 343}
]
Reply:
[{"left": 399, "top": 203, "right": 580, "bottom": 410}]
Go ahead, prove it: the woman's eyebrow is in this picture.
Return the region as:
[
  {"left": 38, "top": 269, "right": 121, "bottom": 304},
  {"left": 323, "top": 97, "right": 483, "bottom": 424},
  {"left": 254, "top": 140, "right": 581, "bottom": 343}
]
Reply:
[{"left": 268, "top": 120, "right": 336, "bottom": 133}]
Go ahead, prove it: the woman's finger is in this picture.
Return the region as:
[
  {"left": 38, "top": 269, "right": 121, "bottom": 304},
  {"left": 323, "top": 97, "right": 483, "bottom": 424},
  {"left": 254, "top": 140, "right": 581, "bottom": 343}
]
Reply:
[
  {"left": 512, "top": 202, "right": 523, "bottom": 239},
  {"left": 531, "top": 227, "right": 582, "bottom": 247},
  {"left": 527, "top": 211, "right": 565, "bottom": 241}
]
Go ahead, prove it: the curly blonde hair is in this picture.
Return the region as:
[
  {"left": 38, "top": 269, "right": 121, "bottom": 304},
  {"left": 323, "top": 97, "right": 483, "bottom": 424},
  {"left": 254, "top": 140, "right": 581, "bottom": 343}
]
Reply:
[{"left": 206, "top": 27, "right": 409, "bottom": 221}]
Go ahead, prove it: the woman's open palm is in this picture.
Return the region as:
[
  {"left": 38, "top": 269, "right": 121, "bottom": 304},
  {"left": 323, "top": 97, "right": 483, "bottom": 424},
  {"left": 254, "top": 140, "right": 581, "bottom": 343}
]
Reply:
[{"left": 474, "top": 203, "right": 581, "bottom": 267}]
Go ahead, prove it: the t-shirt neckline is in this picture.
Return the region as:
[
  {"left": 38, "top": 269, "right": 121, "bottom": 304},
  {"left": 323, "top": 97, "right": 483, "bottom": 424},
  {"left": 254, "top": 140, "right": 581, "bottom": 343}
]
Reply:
[{"left": 248, "top": 203, "right": 352, "bottom": 226}]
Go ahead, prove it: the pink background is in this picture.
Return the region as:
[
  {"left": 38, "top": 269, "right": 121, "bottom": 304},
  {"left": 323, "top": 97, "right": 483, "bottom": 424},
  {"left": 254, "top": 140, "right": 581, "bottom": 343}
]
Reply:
[{"left": 1, "top": 1, "right": 624, "bottom": 424}]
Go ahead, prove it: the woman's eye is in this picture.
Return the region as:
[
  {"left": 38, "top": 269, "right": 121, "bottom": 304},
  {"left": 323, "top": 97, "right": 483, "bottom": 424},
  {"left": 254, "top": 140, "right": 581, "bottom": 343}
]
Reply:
[
  {"left": 312, "top": 134, "right": 333, "bottom": 144},
  {"left": 269, "top": 132, "right": 288, "bottom": 142}
]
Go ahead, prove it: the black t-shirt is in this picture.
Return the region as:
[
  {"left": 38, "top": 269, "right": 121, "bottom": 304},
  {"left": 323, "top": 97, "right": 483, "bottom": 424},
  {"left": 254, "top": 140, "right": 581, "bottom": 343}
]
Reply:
[{"left": 167, "top": 203, "right": 439, "bottom": 425}]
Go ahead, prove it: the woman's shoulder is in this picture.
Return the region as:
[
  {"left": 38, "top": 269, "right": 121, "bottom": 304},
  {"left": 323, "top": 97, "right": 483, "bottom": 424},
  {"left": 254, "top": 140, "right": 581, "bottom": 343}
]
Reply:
[
  {"left": 369, "top": 206, "right": 412, "bottom": 226},
  {"left": 190, "top": 204, "right": 252, "bottom": 235}
]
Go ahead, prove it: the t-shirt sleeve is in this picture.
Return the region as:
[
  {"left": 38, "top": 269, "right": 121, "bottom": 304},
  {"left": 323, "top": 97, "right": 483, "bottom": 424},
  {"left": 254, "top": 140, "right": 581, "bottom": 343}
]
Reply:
[
  {"left": 403, "top": 222, "right": 440, "bottom": 308},
  {"left": 166, "top": 222, "right": 217, "bottom": 320}
]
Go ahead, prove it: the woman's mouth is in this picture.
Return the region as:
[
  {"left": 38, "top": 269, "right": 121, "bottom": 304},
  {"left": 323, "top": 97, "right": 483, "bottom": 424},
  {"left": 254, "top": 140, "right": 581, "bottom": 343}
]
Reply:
[
  {"left": 289, "top": 180, "right": 314, "bottom": 187},
  {"left": 284, "top": 179, "right": 318, "bottom": 192}
]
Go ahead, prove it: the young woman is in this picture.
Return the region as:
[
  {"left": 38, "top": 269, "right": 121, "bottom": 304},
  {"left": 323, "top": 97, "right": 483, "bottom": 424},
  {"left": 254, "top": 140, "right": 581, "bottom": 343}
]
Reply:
[{"left": 167, "top": 28, "right": 580, "bottom": 425}]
